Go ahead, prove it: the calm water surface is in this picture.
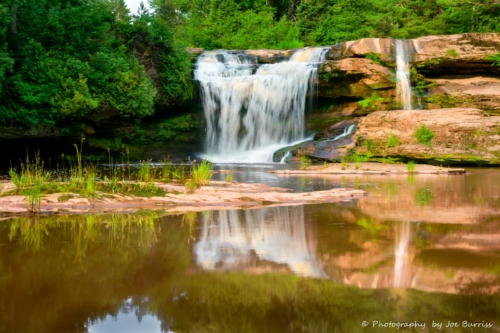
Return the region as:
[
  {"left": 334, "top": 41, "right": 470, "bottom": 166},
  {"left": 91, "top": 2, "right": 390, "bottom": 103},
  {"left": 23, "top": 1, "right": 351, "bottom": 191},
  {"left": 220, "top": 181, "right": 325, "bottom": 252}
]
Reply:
[{"left": 1, "top": 167, "right": 500, "bottom": 332}]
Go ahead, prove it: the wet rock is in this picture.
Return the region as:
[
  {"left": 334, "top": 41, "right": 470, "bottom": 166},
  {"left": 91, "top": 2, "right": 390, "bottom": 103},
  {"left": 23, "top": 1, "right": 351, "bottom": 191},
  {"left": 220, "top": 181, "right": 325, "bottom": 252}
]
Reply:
[
  {"left": 314, "top": 119, "right": 358, "bottom": 140},
  {"left": 293, "top": 133, "right": 356, "bottom": 162},
  {"left": 243, "top": 49, "right": 291, "bottom": 63}
]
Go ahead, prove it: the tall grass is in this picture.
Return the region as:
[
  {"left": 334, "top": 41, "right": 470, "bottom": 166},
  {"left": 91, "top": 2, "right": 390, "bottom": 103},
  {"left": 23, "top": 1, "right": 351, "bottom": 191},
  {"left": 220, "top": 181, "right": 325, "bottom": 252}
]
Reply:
[
  {"left": 6, "top": 146, "right": 217, "bottom": 209},
  {"left": 191, "top": 160, "right": 213, "bottom": 186},
  {"left": 9, "top": 152, "right": 50, "bottom": 213}
]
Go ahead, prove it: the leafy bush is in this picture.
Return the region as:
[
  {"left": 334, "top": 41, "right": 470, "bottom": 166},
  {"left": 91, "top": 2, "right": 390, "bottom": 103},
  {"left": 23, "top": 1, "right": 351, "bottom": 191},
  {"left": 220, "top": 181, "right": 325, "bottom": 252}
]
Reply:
[{"left": 415, "top": 125, "right": 434, "bottom": 146}]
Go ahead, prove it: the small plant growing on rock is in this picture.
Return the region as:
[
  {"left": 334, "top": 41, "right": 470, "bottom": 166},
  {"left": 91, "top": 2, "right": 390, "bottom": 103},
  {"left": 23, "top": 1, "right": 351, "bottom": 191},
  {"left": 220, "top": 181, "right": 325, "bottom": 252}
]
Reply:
[
  {"left": 225, "top": 172, "right": 233, "bottom": 182},
  {"left": 415, "top": 125, "right": 434, "bottom": 146},
  {"left": 407, "top": 160, "right": 415, "bottom": 173},
  {"left": 341, "top": 157, "right": 347, "bottom": 170},
  {"left": 299, "top": 155, "right": 311, "bottom": 170},
  {"left": 386, "top": 134, "right": 400, "bottom": 148},
  {"left": 445, "top": 48, "right": 458, "bottom": 57},
  {"left": 486, "top": 53, "right": 500, "bottom": 66},
  {"left": 358, "top": 92, "right": 385, "bottom": 109}
]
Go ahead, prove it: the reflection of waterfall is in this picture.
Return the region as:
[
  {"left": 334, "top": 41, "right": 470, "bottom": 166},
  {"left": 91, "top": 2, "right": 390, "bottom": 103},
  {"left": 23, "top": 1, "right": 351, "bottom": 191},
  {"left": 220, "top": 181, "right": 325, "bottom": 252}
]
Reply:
[
  {"left": 393, "top": 221, "right": 411, "bottom": 288},
  {"left": 195, "top": 48, "right": 328, "bottom": 163},
  {"left": 395, "top": 40, "right": 412, "bottom": 110},
  {"left": 194, "top": 206, "right": 325, "bottom": 277}
]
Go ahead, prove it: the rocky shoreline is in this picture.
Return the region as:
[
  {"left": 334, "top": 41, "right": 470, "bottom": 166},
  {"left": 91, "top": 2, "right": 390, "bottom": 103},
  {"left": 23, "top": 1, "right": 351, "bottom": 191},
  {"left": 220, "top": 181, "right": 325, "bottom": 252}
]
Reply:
[
  {"left": 271, "top": 162, "right": 465, "bottom": 175},
  {"left": 0, "top": 180, "right": 366, "bottom": 215}
]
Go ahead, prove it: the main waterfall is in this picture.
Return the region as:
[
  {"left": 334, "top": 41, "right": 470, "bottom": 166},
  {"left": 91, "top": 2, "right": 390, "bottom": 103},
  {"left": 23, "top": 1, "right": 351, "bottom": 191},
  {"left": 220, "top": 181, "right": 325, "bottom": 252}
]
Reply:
[
  {"left": 195, "top": 48, "right": 328, "bottom": 163},
  {"left": 395, "top": 40, "right": 413, "bottom": 110}
]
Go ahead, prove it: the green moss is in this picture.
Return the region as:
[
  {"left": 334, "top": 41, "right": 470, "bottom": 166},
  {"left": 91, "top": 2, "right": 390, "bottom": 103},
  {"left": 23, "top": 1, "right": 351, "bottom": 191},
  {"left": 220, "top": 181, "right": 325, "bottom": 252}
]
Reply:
[
  {"left": 365, "top": 52, "right": 382, "bottom": 65},
  {"left": 445, "top": 48, "right": 459, "bottom": 57}
]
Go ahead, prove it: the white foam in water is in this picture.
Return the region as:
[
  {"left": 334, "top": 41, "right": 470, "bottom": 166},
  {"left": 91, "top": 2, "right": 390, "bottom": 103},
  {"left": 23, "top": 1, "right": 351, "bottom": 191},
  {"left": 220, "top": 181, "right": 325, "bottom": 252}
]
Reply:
[
  {"left": 395, "top": 40, "right": 413, "bottom": 110},
  {"left": 195, "top": 48, "right": 328, "bottom": 163}
]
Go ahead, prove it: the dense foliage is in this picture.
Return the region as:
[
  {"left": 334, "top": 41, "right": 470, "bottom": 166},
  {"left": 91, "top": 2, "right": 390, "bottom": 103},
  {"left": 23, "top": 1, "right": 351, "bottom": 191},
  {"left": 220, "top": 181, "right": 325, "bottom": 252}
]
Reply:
[
  {"left": 161, "top": 0, "right": 500, "bottom": 48},
  {"left": 1, "top": 0, "right": 499, "bottom": 129},
  {"left": 0, "top": 0, "right": 192, "bottom": 128}
]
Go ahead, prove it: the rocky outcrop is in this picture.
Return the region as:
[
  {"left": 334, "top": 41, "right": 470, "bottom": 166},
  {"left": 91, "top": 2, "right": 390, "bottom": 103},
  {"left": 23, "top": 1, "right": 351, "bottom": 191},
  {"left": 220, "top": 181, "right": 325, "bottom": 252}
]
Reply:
[
  {"left": 355, "top": 108, "right": 500, "bottom": 165},
  {"left": 318, "top": 58, "right": 395, "bottom": 101},
  {"left": 327, "top": 33, "right": 500, "bottom": 72},
  {"left": 244, "top": 49, "right": 291, "bottom": 63},
  {"left": 425, "top": 76, "right": 500, "bottom": 114}
]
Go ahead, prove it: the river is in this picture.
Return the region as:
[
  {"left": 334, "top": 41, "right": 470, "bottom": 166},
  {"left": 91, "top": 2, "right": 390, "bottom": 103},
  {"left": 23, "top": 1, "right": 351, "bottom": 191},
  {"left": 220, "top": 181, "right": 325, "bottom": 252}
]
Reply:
[{"left": 1, "top": 166, "right": 499, "bottom": 332}]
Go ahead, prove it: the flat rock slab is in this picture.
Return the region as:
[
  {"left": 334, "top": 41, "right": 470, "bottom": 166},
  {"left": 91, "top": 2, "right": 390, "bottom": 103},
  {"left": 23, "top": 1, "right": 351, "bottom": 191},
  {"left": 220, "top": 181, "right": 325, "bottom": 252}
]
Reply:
[
  {"left": 0, "top": 181, "right": 366, "bottom": 215},
  {"left": 271, "top": 163, "right": 465, "bottom": 175}
]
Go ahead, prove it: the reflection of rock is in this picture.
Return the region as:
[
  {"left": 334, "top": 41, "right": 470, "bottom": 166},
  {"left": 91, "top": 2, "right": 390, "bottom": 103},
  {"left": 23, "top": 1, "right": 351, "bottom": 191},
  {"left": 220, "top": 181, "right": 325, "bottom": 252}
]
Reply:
[
  {"left": 194, "top": 206, "right": 325, "bottom": 278},
  {"left": 435, "top": 233, "right": 500, "bottom": 251},
  {"left": 356, "top": 108, "right": 500, "bottom": 164}
]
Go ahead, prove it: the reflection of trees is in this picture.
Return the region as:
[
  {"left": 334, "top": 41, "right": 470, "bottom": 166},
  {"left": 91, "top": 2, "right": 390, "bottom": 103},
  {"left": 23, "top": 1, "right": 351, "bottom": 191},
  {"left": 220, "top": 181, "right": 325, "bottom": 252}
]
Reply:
[
  {"left": 0, "top": 212, "right": 191, "bottom": 333},
  {"left": 8, "top": 212, "right": 160, "bottom": 255},
  {"left": 155, "top": 273, "right": 500, "bottom": 333}
]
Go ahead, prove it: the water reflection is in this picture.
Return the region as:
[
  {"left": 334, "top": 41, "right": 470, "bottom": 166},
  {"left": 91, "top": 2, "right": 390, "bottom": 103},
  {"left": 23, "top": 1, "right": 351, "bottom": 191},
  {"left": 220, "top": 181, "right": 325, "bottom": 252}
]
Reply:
[
  {"left": 1, "top": 207, "right": 500, "bottom": 332},
  {"left": 393, "top": 222, "right": 411, "bottom": 288},
  {"left": 194, "top": 207, "right": 325, "bottom": 277}
]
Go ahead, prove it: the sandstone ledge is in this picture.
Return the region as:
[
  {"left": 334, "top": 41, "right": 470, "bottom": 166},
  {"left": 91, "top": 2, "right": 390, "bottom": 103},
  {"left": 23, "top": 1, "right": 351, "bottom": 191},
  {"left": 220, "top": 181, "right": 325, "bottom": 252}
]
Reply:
[
  {"left": 271, "top": 163, "right": 465, "bottom": 175},
  {"left": 0, "top": 181, "right": 366, "bottom": 215}
]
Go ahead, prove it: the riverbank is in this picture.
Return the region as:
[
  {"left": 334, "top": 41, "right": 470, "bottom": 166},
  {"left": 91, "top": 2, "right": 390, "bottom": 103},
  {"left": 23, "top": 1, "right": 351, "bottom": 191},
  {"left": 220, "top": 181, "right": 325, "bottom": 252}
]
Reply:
[
  {"left": 271, "top": 162, "right": 465, "bottom": 175},
  {"left": 0, "top": 180, "right": 366, "bottom": 215}
]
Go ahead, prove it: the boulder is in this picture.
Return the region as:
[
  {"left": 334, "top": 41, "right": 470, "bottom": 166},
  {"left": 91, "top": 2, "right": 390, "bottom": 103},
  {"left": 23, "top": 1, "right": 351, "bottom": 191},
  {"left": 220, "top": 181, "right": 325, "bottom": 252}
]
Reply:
[
  {"left": 355, "top": 108, "right": 500, "bottom": 165},
  {"left": 293, "top": 132, "right": 356, "bottom": 162}
]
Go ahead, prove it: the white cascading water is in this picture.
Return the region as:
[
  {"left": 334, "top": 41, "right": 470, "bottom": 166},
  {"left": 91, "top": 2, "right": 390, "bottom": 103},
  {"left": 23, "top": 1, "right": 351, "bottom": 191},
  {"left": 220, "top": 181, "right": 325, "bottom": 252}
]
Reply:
[
  {"left": 324, "top": 124, "right": 356, "bottom": 142},
  {"left": 195, "top": 48, "right": 328, "bottom": 163},
  {"left": 194, "top": 206, "right": 325, "bottom": 278},
  {"left": 395, "top": 40, "right": 412, "bottom": 110}
]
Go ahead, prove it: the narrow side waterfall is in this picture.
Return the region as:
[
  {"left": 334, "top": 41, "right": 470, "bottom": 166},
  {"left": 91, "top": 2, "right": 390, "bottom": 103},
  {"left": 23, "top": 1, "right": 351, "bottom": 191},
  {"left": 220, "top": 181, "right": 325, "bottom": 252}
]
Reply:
[
  {"left": 194, "top": 207, "right": 325, "bottom": 278},
  {"left": 395, "top": 40, "right": 413, "bottom": 110},
  {"left": 195, "top": 48, "right": 328, "bottom": 163}
]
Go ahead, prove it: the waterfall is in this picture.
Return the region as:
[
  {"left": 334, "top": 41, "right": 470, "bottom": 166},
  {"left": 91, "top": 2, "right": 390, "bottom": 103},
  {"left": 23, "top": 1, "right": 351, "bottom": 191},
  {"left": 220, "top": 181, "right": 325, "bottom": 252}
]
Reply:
[
  {"left": 395, "top": 40, "right": 412, "bottom": 110},
  {"left": 393, "top": 221, "right": 411, "bottom": 288},
  {"left": 195, "top": 48, "right": 328, "bottom": 163},
  {"left": 193, "top": 206, "right": 325, "bottom": 278}
]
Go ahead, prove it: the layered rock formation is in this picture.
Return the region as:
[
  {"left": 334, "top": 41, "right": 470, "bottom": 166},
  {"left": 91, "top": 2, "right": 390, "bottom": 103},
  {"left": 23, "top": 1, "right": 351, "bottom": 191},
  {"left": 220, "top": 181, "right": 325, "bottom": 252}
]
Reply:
[{"left": 355, "top": 108, "right": 500, "bottom": 164}]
